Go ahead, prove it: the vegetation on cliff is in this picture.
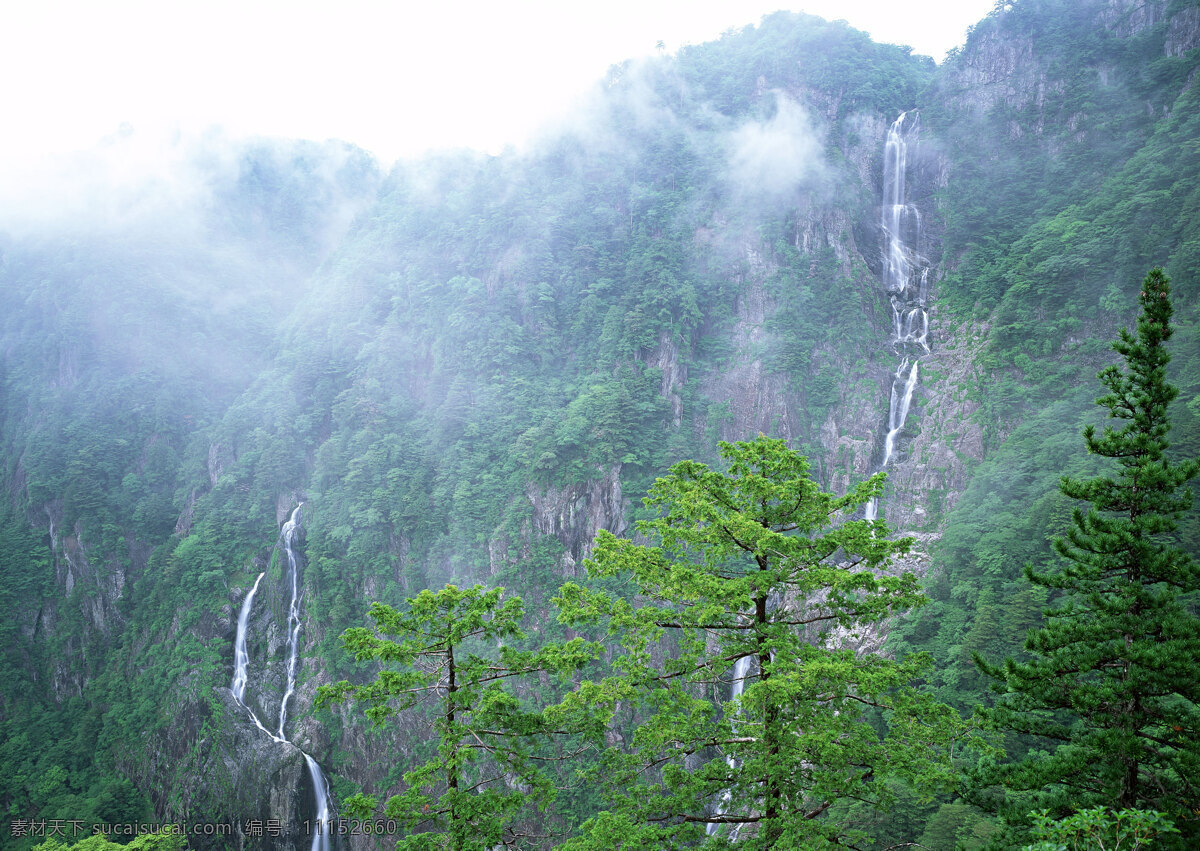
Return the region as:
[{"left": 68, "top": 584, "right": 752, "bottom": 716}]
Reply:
[{"left": 552, "top": 437, "right": 965, "bottom": 848}]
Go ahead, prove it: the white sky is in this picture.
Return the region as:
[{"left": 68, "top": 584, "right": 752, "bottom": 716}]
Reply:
[{"left": 1, "top": 0, "right": 995, "bottom": 167}]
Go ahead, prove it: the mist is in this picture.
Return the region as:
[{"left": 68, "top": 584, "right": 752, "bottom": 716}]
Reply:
[{"left": 726, "top": 93, "right": 829, "bottom": 204}]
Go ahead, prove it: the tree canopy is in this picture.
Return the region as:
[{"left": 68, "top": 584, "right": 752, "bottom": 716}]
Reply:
[
  {"left": 554, "top": 437, "right": 967, "bottom": 848},
  {"left": 973, "top": 269, "right": 1200, "bottom": 842},
  {"left": 318, "top": 584, "right": 599, "bottom": 851}
]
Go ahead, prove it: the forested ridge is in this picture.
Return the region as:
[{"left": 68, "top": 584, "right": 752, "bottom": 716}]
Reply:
[{"left": 2, "top": 0, "right": 1199, "bottom": 848}]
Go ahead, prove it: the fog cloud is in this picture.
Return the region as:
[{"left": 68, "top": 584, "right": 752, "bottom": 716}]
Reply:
[
  {"left": 0, "top": 124, "right": 236, "bottom": 239},
  {"left": 726, "top": 93, "right": 828, "bottom": 205}
]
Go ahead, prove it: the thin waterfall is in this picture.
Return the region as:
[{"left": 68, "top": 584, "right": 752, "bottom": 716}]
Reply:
[
  {"left": 867, "top": 111, "right": 929, "bottom": 520},
  {"left": 277, "top": 506, "right": 304, "bottom": 739},
  {"left": 304, "top": 754, "right": 333, "bottom": 851},
  {"left": 230, "top": 572, "right": 285, "bottom": 744},
  {"left": 229, "top": 503, "right": 334, "bottom": 849},
  {"left": 707, "top": 654, "right": 754, "bottom": 837},
  {"left": 232, "top": 572, "right": 265, "bottom": 705},
  {"left": 882, "top": 360, "right": 919, "bottom": 468}
]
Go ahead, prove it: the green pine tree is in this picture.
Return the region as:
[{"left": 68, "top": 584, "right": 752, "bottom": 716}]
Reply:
[
  {"left": 317, "top": 584, "right": 600, "bottom": 851},
  {"left": 972, "top": 268, "right": 1200, "bottom": 838},
  {"left": 552, "top": 436, "right": 966, "bottom": 849}
]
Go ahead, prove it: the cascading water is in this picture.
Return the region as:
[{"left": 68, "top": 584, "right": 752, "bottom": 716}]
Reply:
[
  {"left": 882, "top": 111, "right": 929, "bottom": 352},
  {"left": 704, "top": 110, "right": 930, "bottom": 840},
  {"left": 304, "top": 754, "right": 333, "bottom": 851},
  {"left": 277, "top": 508, "right": 304, "bottom": 739},
  {"left": 230, "top": 571, "right": 283, "bottom": 743},
  {"left": 229, "top": 504, "right": 334, "bottom": 850},
  {"left": 232, "top": 572, "right": 265, "bottom": 705},
  {"left": 867, "top": 111, "right": 930, "bottom": 521},
  {"left": 882, "top": 359, "right": 919, "bottom": 468},
  {"left": 707, "top": 654, "right": 754, "bottom": 837}
]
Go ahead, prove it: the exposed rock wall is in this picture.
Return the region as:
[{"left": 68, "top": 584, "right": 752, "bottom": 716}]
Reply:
[
  {"left": 1166, "top": 4, "right": 1200, "bottom": 56},
  {"left": 523, "top": 464, "right": 627, "bottom": 573},
  {"left": 699, "top": 256, "right": 803, "bottom": 444},
  {"left": 643, "top": 330, "right": 687, "bottom": 427},
  {"left": 175, "top": 688, "right": 317, "bottom": 851},
  {"left": 939, "top": 0, "right": 1194, "bottom": 130},
  {"left": 877, "top": 317, "right": 988, "bottom": 531}
]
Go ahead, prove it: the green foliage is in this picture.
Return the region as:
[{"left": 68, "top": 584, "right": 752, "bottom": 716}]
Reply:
[
  {"left": 0, "top": 510, "right": 53, "bottom": 694},
  {"left": 932, "top": 0, "right": 1193, "bottom": 313},
  {"left": 674, "top": 11, "right": 933, "bottom": 120},
  {"left": 971, "top": 271, "right": 1200, "bottom": 838},
  {"left": 915, "top": 801, "right": 1000, "bottom": 850},
  {"left": 554, "top": 437, "right": 968, "bottom": 848},
  {"left": 1023, "top": 807, "right": 1180, "bottom": 851},
  {"left": 32, "top": 831, "right": 187, "bottom": 851},
  {"left": 885, "top": 390, "right": 1104, "bottom": 716},
  {"left": 0, "top": 136, "right": 378, "bottom": 840},
  {"left": 318, "top": 584, "right": 601, "bottom": 850}
]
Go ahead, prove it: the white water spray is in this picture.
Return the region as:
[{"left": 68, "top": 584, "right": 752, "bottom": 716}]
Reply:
[
  {"left": 882, "top": 114, "right": 919, "bottom": 301},
  {"left": 232, "top": 572, "right": 265, "bottom": 705},
  {"left": 304, "top": 754, "right": 333, "bottom": 851},
  {"left": 708, "top": 654, "right": 754, "bottom": 837},
  {"left": 881, "top": 112, "right": 929, "bottom": 344},
  {"left": 277, "top": 504, "right": 304, "bottom": 739},
  {"left": 882, "top": 360, "right": 919, "bottom": 468},
  {"left": 868, "top": 111, "right": 929, "bottom": 519},
  {"left": 229, "top": 504, "right": 334, "bottom": 849}
]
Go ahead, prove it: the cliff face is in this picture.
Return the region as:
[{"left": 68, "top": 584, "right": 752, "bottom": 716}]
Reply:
[
  {"left": 522, "top": 464, "right": 627, "bottom": 574},
  {"left": 870, "top": 0, "right": 1200, "bottom": 533},
  {"left": 698, "top": 245, "right": 804, "bottom": 445},
  {"left": 168, "top": 688, "right": 317, "bottom": 851},
  {"left": 880, "top": 317, "right": 988, "bottom": 531},
  {"left": 937, "top": 0, "right": 1187, "bottom": 119}
]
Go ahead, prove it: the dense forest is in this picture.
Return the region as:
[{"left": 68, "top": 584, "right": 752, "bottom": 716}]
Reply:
[{"left": 2, "top": 0, "right": 1199, "bottom": 848}]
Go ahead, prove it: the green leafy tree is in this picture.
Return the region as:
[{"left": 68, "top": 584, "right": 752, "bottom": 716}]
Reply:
[
  {"left": 317, "top": 584, "right": 599, "bottom": 851},
  {"left": 1022, "top": 807, "right": 1180, "bottom": 851},
  {"left": 553, "top": 436, "right": 967, "bottom": 848},
  {"left": 973, "top": 269, "right": 1200, "bottom": 837},
  {"left": 33, "top": 832, "right": 186, "bottom": 851},
  {"left": 916, "top": 801, "right": 999, "bottom": 850}
]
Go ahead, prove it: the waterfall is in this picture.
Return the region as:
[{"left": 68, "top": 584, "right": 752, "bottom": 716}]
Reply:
[
  {"left": 881, "top": 112, "right": 928, "bottom": 347},
  {"left": 304, "top": 754, "right": 333, "bottom": 851},
  {"left": 277, "top": 505, "right": 304, "bottom": 739},
  {"left": 882, "top": 116, "right": 915, "bottom": 301},
  {"left": 902, "top": 308, "right": 929, "bottom": 351},
  {"left": 707, "top": 654, "right": 754, "bottom": 837},
  {"left": 882, "top": 360, "right": 919, "bottom": 468},
  {"left": 232, "top": 572, "right": 265, "bottom": 705},
  {"left": 867, "top": 111, "right": 929, "bottom": 519},
  {"left": 229, "top": 504, "right": 334, "bottom": 849},
  {"left": 230, "top": 571, "right": 285, "bottom": 744}
]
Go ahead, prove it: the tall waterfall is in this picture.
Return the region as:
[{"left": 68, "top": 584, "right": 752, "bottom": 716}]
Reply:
[
  {"left": 882, "top": 359, "right": 920, "bottom": 468},
  {"left": 230, "top": 504, "right": 334, "bottom": 850},
  {"left": 868, "top": 111, "right": 929, "bottom": 521},
  {"left": 232, "top": 572, "right": 265, "bottom": 706},
  {"left": 707, "top": 654, "right": 754, "bottom": 837},
  {"left": 277, "top": 508, "right": 304, "bottom": 739},
  {"left": 882, "top": 111, "right": 929, "bottom": 351}
]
